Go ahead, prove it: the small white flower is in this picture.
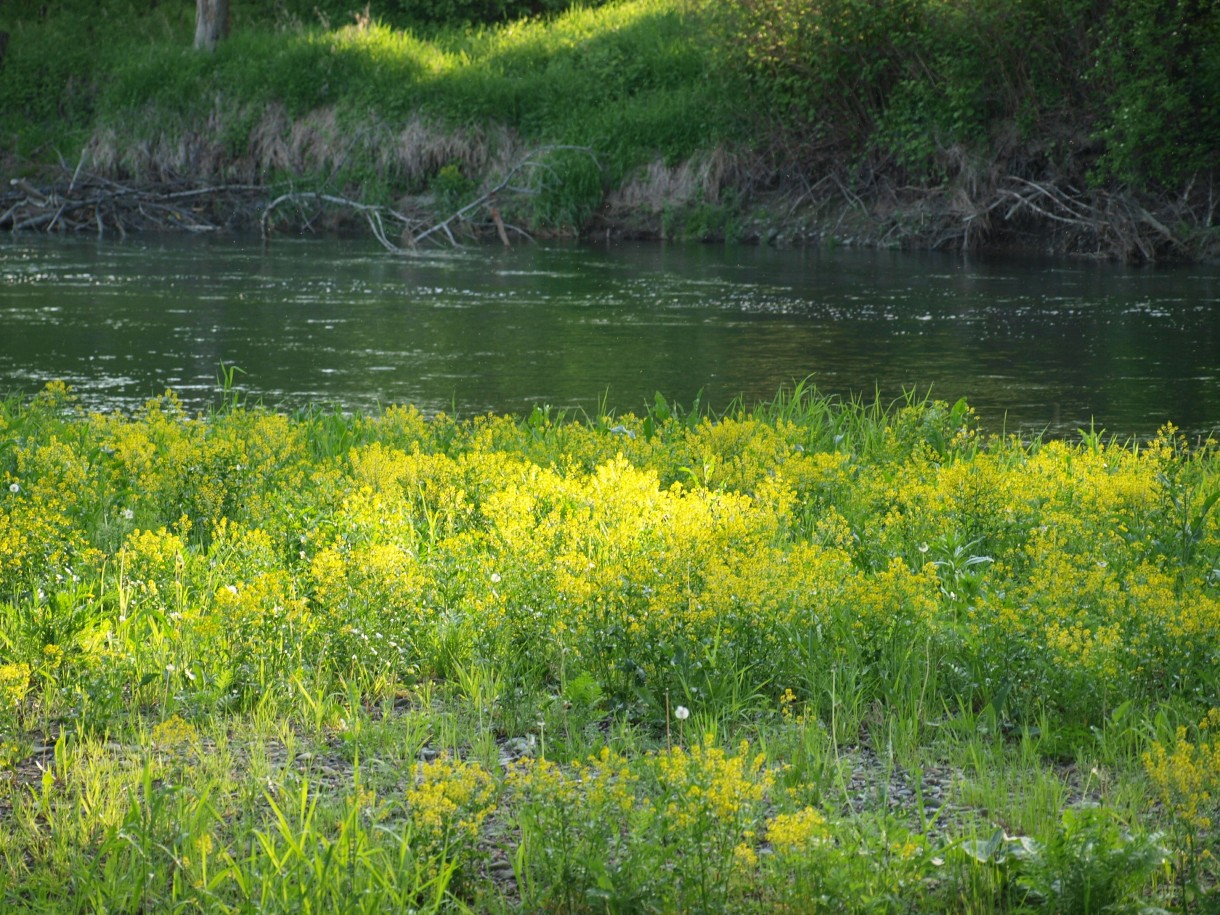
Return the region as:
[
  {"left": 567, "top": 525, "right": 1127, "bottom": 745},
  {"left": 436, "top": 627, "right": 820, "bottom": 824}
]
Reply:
[
  {"left": 226, "top": 585, "right": 238, "bottom": 596},
  {"left": 8, "top": 483, "right": 18, "bottom": 494},
  {"left": 122, "top": 508, "right": 134, "bottom": 521},
  {"left": 490, "top": 572, "right": 502, "bottom": 584},
  {"left": 674, "top": 705, "right": 690, "bottom": 721},
  {"left": 184, "top": 667, "right": 196, "bottom": 681}
]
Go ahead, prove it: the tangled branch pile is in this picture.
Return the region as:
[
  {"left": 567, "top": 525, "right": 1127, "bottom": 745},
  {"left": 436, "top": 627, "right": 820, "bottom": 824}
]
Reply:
[
  {"left": 876, "top": 172, "right": 1219, "bottom": 262},
  {"left": 4, "top": 146, "right": 593, "bottom": 252},
  {"left": 0, "top": 161, "right": 265, "bottom": 237}
]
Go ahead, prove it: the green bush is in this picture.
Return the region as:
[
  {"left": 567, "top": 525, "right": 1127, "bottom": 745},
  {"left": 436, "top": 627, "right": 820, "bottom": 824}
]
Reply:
[
  {"left": 719, "top": 0, "right": 1218, "bottom": 191},
  {"left": 1090, "top": 0, "right": 1220, "bottom": 190},
  {"left": 719, "top": 0, "right": 1088, "bottom": 157}
]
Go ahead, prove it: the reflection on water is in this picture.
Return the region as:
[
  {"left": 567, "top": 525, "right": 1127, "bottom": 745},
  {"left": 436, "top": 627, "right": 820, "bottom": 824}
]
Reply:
[{"left": 1, "top": 234, "right": 1218, "bottom": 439}]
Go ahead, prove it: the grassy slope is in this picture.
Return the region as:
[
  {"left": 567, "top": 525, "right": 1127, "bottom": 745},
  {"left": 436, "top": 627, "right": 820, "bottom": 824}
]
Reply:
[
  {"left": 1, "top": 0, "right": 1217, "bottom": 255},
  {"left": 0, "top": 0, "right": 738, "bottom": 236}
]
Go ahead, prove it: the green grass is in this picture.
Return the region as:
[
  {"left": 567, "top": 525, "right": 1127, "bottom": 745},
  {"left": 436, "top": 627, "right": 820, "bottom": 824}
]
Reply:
[
  {"left": 2, "top": 0, "right": 1215, "bottom": 251},
  {"left": 0, "top": 381, "right": 1217, "bottom": 910},
  {"left": 0, "top": 0, "right": 734, "bottom": 213}
]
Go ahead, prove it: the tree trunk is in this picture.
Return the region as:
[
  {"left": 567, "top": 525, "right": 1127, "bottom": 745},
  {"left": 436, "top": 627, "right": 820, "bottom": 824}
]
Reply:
[{"left": 194, "top": 0, "right": 229, "bottom": 52}]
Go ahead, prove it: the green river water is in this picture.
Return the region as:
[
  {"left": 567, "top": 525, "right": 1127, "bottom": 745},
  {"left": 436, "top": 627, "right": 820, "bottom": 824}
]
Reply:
[{"left": 2, "top": 234, "right": 1217, "bottom": 439}]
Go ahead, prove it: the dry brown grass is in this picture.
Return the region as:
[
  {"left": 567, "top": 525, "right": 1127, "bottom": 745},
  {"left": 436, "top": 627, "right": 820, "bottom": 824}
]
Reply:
[
  {"left": 86, "top": 102, "right": 522, "bottom": 192},
  {"left": 72, "top": 102, "right": 1218, "bottom": 259}
]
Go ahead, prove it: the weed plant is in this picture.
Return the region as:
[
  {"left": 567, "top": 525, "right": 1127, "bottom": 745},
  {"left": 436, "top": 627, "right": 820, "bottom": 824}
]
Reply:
[{"left": 0, "top": 380, "right": 1217, "bottom": 911}]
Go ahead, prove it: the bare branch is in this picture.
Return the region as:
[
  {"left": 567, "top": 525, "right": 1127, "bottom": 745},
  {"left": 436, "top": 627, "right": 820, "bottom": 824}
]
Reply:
[
  {"left": 3, "top": 169, "right": 272, "bottom": 237},
  {"left": 412, "top": 146, "right": 596, "bottom": 247},
  {"left": 259, "top": 146, "right": 597, "bottom": 252}
]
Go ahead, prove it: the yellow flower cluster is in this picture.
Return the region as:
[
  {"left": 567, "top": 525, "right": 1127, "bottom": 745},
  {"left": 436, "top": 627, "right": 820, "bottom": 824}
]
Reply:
[
  {"left": 0, "top": 384, "right": 1216, "bottom": 736},
  {"left": 765, "top": 805, "right": 831, "bottom": 857},
  {"left": 506, "top": 756, "right": 581, "bottom": 808},
  {"left": 151, "top": 714, "right": 199, "bottom": 749},
  {"left": 1143, "top": 710, "right": 1220, "bottom": 832},
  {"left": 0, "top": 662, "right": 31, "bottom": 709},
  {"left": 654, "top": 736, "right": 773, "bottom": 831},
  {"left": 406, "top": 755, "right": 497, "bottom": 846}
]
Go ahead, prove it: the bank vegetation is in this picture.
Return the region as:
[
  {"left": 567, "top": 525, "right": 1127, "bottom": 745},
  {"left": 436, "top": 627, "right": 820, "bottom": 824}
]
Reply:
[{"left": 1, "top": 0, "right": 1217, "bottom": 259}]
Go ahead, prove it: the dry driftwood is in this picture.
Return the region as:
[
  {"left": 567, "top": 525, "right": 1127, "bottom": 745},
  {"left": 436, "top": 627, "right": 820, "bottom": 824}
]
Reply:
[
  {"left": 260, "top": 145, "right": 594, "bottom": 251},
  {"left": 751, "top": 130, "right": 1216, "bottom": 261},
  {"left": 2, "top": 153, "right": 265, "bottom": 237},
  {"left": 5, "top": 146, "right": 595, "bottom": 250},
  {"left": 873, "top": 172, "right": 1213, "bottom": 262}
]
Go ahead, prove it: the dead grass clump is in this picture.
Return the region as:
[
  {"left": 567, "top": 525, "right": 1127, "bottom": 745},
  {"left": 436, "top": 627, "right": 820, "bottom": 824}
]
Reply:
[
  {"left": 382, "top": 117, "right": 514, "bottom": 186},
  {"left": 605, "top": 146, "right": 749, "bottom": 219}
]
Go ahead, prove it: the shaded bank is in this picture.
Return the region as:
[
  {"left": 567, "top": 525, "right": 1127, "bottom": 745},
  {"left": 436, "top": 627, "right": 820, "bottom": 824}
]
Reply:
[{"left": 6, "top": 125, "right": 1215, "bottom": 263}]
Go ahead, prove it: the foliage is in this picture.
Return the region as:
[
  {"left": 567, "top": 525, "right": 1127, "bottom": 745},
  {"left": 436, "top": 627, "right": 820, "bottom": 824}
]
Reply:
[
  {"left": 3, "top": 0, "right": 1213, "bottom": 227},
  {"left": 718, "top": 0, "right": 1218, "bottom": 191},
  {"left": 280, "top": 0, "right": 613, "bottom": 28},
  {"left": 960, "top": 809, "right": 1168, "bottom": 913},
  {"left": 0, "top": 0, "right": 728, "bottom": 225},
  {"left": 0, "top": 381, "right": 1216, "bottom": 909},
  {"left": 1089, "top": 0, "right": 1220, "bottom": 189}
]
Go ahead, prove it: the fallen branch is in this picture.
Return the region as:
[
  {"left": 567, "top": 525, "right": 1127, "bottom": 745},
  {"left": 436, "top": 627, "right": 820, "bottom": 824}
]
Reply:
[
  {"left": 259, "top": 146, "right": 596, "bottom": 253},
  {"left": 411, "top": 146, "right": 594, "bottom": 249},
  {"left": 261, "top": 191, "right": 417, "bottom": 252}
]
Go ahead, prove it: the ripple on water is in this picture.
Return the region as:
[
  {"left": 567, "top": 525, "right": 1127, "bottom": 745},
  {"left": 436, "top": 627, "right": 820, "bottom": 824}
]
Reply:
[{"left": 0, "top": 236, "right": 1217, "bottom": 437}]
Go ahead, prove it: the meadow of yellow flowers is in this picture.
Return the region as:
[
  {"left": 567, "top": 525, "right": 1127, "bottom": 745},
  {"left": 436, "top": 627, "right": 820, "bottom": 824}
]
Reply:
[{"left": 0, "top": 382, "right": 1216, "bottom": 911}]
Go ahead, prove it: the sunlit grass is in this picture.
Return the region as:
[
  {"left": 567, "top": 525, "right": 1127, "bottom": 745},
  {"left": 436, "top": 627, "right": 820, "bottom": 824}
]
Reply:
[
  {"left": 0, "top": 381, "right": 1217, "bottom": 910},
  {"left": 1, "top": 0, "right": 730, "bottom": 187}
]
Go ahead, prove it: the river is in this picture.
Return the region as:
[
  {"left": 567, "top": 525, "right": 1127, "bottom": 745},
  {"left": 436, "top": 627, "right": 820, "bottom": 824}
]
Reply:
[{"left": 1, "top": 234, "right": 1217, "bottom": 440}]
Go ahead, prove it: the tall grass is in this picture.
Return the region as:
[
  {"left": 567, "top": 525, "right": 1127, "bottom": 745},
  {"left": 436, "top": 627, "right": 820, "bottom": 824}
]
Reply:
[
  {"left": 0, "top": 380, "right": 1217, "bottom": 910},
  {"left": 1, "top": 0, "right": 734, "bottom": 222},
  {"left": 3, "top": 0, "right": 1214, "bottom": 246}
]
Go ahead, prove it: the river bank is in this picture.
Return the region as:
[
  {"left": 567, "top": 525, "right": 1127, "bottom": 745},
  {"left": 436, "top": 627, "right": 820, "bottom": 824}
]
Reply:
[
  {"left": 6, "top": 131, "right": 1214, "bottom": 263},
  {"left": 2, "top": 0, "right": 1217, "bottom": 261}
]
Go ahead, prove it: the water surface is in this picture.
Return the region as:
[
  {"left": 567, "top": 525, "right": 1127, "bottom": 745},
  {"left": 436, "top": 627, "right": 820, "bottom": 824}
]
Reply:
[{"left": 2, "top": 234, "right": 1217, "bottom": 439}]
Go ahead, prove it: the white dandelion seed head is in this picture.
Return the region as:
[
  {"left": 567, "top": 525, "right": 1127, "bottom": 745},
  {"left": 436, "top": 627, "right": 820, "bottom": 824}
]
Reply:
[{"left": 674, "top": 705, "right": 690, "bottom": 721}]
